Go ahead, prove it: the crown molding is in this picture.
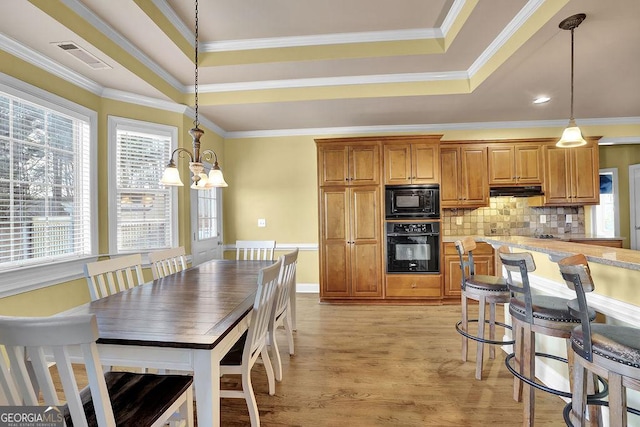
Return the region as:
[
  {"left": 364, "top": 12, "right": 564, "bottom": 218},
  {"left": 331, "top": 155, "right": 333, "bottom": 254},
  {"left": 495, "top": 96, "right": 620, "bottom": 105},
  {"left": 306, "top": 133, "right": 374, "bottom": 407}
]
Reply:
[
  {"left": 0, "top": 33, "right": 103, "bottom": 95},
  {"left": 441, "top": 0, "right": 469, "bottom": 37},
  {"left": 196, "top": 71, "right": 469, "bottom": 93},
  {"left": 203, "top": 27, "right": 443, "bottom": 53},
  {"left": 598, "top": 136, "right": 640, "bottom": 145},
  {"left": 468, "top": 0, "right": 545, "bottom": 77},
  {"left": 102, "top": 88, "right": 188, "bottom": 114},
  {"left": 225, "top": 117, "right": 640, "bottom": 139},
  {"left": 152, "top": 0, "right": 194, "bottom": 47},
  {"left": 59, "top": 0, "right": 185, "bottom": 91}
]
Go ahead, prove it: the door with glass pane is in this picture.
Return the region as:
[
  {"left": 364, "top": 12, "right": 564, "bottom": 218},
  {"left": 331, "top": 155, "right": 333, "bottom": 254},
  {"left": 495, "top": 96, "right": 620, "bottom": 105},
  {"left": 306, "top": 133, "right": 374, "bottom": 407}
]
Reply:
[{"left": 190, "top": 187, "right": 223, "bottom": 265}]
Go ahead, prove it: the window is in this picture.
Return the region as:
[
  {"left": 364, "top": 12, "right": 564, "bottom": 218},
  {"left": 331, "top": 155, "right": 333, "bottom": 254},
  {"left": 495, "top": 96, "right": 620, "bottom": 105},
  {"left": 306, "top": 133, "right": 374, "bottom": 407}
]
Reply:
[
  {"left": 591, "top": 169, "right": 619, "bottom": 237},
  {"left": 108, "top": 117, "right": 177, "bottom": 253},
  {"left": 0, "top": 86, "right": 93, "bottom": 269},
  {"left": 197, "top": 188, "right": 219, "bottom": 240}
]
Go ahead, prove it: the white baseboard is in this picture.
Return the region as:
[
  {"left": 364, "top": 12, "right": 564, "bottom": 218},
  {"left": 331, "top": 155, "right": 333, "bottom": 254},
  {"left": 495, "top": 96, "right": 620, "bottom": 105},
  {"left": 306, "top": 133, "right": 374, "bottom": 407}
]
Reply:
[{"left": 296, "top": 283, "right": 319, "bottom": 293}]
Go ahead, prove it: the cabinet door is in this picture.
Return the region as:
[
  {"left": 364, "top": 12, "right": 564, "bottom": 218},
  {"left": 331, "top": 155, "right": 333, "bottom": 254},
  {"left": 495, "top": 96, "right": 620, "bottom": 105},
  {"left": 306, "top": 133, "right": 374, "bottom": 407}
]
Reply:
[
  {"left": 515, "top": 145, "right": 542, "bottom": 184},
  {"left": 350, "top": 145, "right": 380, "bottom": 185},
  {"left": 319, "top": 189, "right": 350, "bottom": 297},
  {"left": 488, "top": 146, "right": 516, "bottom": 185},
  {"left": 440, "top": 147, "right": 461, "bottom": 207},
  {"left": 350, "top": 187, "right": 382, "bottom": 297},
  {"left": 571, "top": 145, "right": 599, "bottom": 204},
  {"left": 318, "top": 145, "right": 349, "bottom": 186},
  {"left": 411, "top": 143, "right": 439, "bottom": 184},
  {"left": 383, "top": 144, "right": 411, "bottom": 184},
  {"left": 460, "top": 147, "right": 489, "bottom": 207},
  {"left": 543, "top": 146, "right": 572, "bottom": 204}
]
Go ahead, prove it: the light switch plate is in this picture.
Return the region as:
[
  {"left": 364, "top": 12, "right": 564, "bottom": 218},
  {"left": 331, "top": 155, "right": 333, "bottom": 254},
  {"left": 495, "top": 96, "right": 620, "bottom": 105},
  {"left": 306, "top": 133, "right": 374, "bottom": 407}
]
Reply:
[
  {"left": 258, "top": 218, "right": 266, "bottom": 227},
  {"left": 540, "top": 214, "right": 546, "bottom": 224},
  {"left": 566, "top": 214, "right": 572, "bottom": 224},
  {"left": 456, "top": 216, "right": 463, "bottom": 225}
]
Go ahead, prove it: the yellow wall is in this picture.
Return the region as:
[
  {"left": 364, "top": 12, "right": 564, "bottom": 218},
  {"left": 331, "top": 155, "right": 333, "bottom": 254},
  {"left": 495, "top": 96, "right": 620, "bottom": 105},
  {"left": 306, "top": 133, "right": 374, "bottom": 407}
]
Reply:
[
  {"left": 2, "top": 47, "right": 640, "bottom": 316},
  {"left": 599, "top": 145, "right": 640, "bottom": 248}
]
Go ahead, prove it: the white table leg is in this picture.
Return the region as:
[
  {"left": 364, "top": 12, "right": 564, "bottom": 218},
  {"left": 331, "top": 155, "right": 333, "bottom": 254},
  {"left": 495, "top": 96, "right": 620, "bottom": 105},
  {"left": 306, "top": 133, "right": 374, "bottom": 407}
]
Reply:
[{"left": 194, "top": 349, "right": 219, "bottom": 427}]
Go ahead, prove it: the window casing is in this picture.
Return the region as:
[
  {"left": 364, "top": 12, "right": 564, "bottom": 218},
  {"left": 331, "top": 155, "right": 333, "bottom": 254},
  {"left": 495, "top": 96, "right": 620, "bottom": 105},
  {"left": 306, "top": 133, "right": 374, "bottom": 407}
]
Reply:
[
  {"left": 108, "top": 117, "right": 178, "bottom": 253},
  {"left": 591, "top": 169, "right": 619, "bottom": 237},
  {"left": 0, "top": 86, "right": 93, "bottom": 269}
]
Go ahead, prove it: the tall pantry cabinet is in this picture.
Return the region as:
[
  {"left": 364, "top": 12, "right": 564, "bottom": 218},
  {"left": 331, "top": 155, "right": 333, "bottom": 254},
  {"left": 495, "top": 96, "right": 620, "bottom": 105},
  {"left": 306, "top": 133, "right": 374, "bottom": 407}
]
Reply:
[{"left": 317, "top": 139, "right": 383, "bottom": 300}]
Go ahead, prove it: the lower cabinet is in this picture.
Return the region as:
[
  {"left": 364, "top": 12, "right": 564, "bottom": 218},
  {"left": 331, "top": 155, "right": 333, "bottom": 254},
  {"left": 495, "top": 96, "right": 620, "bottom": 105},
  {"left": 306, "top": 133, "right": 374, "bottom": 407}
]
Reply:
[
  {"left": 385, "top": 274, "right": 442, "bottom": 298},
  {"left": 443, "top": 241, "right": 495, "bottom": 297}
]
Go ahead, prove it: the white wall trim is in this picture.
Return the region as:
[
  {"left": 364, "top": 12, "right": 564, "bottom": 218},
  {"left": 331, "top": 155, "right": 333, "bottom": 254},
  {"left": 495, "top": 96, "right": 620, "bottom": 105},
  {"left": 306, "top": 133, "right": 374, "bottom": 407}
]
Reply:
[{"left": 296, "top": 283, "right": 319, "bottom": 294}]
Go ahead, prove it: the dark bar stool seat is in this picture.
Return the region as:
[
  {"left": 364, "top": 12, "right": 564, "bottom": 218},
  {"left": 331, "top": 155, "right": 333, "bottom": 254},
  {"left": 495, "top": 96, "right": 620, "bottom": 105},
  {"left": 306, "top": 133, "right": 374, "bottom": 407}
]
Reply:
[
  {"left": 557, "top": 254, "right": 639, "bottom": 427},
  {"left": 499, "top": 250, "right": 605, "bottom": 426},
  {"left": 454, "top": 237, "right": 514, "bottom": 380}
]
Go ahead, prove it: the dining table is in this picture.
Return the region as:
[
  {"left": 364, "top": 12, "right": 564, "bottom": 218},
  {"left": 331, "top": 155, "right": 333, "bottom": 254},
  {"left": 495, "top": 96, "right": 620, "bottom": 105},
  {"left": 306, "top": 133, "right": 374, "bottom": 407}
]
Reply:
[{"left": 61, "top": 259, "right": 273, "bottom": 427}]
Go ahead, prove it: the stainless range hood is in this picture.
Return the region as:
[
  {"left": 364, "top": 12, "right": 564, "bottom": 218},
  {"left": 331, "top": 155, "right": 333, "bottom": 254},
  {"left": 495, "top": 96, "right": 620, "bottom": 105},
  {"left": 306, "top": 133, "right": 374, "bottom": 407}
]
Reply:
[{"left": 489, "top": 185, "right": 544, "bottom": 197}]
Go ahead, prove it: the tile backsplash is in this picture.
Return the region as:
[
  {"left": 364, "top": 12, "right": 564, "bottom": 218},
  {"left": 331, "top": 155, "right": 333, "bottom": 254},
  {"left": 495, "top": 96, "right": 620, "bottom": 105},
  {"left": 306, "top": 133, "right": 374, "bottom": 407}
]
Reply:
[{"left": 442, "top": 197, "right": 584, "bottom": 237}]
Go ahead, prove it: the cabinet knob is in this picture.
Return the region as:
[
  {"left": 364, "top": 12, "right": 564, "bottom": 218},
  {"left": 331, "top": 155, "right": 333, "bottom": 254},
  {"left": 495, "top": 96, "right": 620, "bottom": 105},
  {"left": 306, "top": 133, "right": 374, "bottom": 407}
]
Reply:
[{"left": 411, "top": 283, "right": 417, "bottom": 289}]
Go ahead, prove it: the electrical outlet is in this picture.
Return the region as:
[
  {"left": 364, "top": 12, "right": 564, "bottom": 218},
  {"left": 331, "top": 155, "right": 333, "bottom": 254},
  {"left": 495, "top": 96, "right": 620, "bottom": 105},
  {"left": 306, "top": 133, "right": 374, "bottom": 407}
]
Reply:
[
  {"left": 456, "top": 216, "right": 463, "bottom": 225},
  {"left": 258, "top": 218, "right": 266, "bottom": 227},
  {"left": 540, "top": 214, "right": 546, "bottom": 224},
  {"left": 566, "top": 214, "right": 572, "bottom": 224}
]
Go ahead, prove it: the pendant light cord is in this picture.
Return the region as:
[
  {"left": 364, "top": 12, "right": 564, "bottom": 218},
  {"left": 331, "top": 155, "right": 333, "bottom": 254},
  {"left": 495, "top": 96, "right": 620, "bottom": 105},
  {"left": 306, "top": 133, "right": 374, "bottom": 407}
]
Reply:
[
  {"left": 569, "top": 27, "right": 575, "bottom": 121},
  {"left": 193, "top": 0, "right": 199, "bottom": 129}
]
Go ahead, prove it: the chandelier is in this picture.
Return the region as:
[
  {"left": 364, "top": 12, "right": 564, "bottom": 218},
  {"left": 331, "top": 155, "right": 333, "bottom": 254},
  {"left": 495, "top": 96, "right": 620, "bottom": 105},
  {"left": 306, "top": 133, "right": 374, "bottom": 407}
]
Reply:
[
  {"left": 556, "top": 13, "right": 587, "bottom": 148},
  {"left": 160, "top": 0, "right": 228, "bottom": 189}
]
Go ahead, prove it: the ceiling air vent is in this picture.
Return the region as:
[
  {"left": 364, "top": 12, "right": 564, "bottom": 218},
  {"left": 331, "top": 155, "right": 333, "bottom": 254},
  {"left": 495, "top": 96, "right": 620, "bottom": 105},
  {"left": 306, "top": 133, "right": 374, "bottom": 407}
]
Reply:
[{"left": 53, "top": 42, "right": 111, "bottom": 70}]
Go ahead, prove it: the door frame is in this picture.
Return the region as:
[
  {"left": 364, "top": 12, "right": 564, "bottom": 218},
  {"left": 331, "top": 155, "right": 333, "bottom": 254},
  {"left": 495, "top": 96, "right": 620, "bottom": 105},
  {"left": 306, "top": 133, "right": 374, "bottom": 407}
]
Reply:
[{"left": 630, "top": 164, "right": 640, "bottom": 250}]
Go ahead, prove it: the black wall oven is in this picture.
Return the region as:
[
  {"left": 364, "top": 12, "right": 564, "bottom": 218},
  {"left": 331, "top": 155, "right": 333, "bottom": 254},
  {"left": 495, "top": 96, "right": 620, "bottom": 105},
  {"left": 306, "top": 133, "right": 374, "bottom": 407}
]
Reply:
[
  {"left": 386, "top": 222, "right": 440, "bottom": 274},
  {"left": 385, "top": 184, "right": 440, "bottom": 219}
]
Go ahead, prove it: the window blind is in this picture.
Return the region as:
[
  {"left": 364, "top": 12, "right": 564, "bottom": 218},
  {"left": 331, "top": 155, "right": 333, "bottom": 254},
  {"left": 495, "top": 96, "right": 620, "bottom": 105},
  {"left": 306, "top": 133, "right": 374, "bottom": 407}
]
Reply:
[
  {"left": 0, "top": 92, "right": 92, "bottom": 268},
  {"left": 115, "top": 126, "right": 174, "bottom": 252}
]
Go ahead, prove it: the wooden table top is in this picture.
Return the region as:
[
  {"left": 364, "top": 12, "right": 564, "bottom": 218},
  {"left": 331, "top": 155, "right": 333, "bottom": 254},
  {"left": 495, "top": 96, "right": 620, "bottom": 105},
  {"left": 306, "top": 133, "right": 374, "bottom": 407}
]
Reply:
[{"left": 63, "top": 260, "right": 273, "bottom": 350}]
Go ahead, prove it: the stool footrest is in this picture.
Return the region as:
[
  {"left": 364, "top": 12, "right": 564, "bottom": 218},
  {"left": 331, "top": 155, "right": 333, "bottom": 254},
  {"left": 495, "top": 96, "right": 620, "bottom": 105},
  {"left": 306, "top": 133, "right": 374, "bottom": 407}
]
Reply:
[
  {"left": 455, "top": 319, "right": 515, "bottom": 345},
  {"left": 505, "top": 352, "right": 609, "bottom": 400},
  {"left": 562, "top": 400, "right": 639, "bottom": 426}
]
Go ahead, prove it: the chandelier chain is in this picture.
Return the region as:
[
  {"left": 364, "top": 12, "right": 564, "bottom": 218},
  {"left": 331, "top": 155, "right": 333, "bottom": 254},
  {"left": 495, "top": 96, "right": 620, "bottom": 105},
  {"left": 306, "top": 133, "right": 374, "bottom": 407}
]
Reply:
[
  {"left": 569, "top": 27, "right": 574, "bottom": 121},
  {"left": 193, "top": 0, "right": 199, "bottom": 128}
]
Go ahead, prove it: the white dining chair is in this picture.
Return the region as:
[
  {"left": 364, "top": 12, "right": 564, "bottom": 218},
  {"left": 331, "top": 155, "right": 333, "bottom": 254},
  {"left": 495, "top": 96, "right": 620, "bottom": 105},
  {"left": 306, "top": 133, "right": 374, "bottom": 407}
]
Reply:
[
  {"left": 268, "top": 248, "right": 299, "bottom": 382},
  {"left": 148, "top": 246, "right": 187, "bottom": 280},
  {"left": 235, "top": 240, "right": 276, "bottom": 261},
  {"left": 0, "top": 314, "right": 194, "bottom": 427},
  {"left": 220, "top": 257, "right": 282, "bottom": 427},
  {"left": 84, "top": 254, "right": 145, "bottom": 301}
]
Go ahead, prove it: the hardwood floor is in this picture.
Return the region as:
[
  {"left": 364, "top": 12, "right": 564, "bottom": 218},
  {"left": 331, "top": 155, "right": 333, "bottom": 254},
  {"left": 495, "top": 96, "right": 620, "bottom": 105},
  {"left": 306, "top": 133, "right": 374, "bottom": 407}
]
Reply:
[
  {"left": 55, "top": 294, "right": 568, "bottom": 426},
  {"left": 217, "top": 294, "right": 567, "bottom": 426}
]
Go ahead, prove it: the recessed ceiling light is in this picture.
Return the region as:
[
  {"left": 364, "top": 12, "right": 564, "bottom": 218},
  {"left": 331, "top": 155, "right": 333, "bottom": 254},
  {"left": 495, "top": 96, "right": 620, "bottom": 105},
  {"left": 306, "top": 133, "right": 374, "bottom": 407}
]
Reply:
[{"left": 533, "top": 96, "right": 551, "bottom": 104}]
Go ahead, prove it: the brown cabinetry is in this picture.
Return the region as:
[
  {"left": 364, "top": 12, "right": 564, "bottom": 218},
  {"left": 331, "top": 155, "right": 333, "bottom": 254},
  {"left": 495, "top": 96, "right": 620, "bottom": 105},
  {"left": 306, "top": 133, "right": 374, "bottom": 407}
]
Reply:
[
  {"left": 488, "top": 144, "right": 542, "bottom": 185},
  {"left": 441, "top": 145, "right": 489, "bottom": 208},
  {"left": 443, "top": 241, "right": 495, "bottom": 297},
  {"left": 383, "top": 139, "right": 439, "bottom": 185},
  {"left": 543, "top": 141, "right": 599, "bottom": 205},
  {"left": 318, "top": 143, "right": 380, "bottom": 186},
  {"left": 385, "top": 274, "right": 442, "bottom": 298},
  {"left": 317, "top": 138, "right": 383, "bottom": 301},
  {"left": 319, "top": 186, "right": 382, "bottom": 299}
]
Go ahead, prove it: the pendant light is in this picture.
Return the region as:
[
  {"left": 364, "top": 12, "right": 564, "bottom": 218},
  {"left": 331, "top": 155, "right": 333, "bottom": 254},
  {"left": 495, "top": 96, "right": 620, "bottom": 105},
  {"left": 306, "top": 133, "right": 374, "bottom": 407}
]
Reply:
[
  {"left": 160, "top": 0, "right": 228, "bottom": 189},
  {"left": 556, "top": 13, "right": 587, "bottom": 148}
]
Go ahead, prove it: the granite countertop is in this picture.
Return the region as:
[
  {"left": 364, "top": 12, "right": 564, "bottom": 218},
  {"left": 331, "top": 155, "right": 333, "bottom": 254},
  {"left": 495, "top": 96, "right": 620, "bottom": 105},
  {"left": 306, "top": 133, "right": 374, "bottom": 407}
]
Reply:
[{"left": 474, "top": 235, "right": 640, "bottom": 272}]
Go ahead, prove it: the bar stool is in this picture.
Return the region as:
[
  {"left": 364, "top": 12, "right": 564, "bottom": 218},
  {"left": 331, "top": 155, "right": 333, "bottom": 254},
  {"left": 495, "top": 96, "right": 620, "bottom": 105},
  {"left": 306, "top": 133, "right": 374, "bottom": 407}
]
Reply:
[
  {"left": 499, "top": 250, "right": 604, "bottom": 426},
  {"left": 454, "top": 237, "right": 514, "bottom": 380},
  {"left": 557, "top": 254, "right": 640, "bottom": 427}
]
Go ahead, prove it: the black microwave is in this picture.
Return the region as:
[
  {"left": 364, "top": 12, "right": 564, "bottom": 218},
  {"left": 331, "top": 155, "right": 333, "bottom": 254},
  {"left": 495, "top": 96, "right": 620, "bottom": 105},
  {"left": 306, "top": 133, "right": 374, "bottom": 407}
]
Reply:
[{"left": 385, "top": 184, "right": 440, "bottom": 219}]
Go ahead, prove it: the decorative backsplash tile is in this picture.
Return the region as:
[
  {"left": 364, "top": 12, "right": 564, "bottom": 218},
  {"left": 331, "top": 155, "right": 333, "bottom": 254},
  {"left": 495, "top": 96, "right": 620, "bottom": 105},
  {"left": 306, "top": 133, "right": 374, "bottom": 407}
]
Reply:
[{"left": 442, "top": 197, "right": 584, "bottom": 237}]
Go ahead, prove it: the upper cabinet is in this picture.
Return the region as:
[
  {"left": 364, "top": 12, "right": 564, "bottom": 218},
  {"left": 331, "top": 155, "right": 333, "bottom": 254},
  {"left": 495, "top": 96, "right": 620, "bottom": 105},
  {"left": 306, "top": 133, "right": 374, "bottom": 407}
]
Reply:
[
  {"left": 543, "top": 140, "right": 599, "bottom": 205},
  {"left": 317, "top": 141, "right": 380, "bottom": 187},
  {"left": 441, "top": 144, "right": 489, "bottom": 208},
  {"left": 488, "top": 144, "right": 542, "bottom": 185},
  {"left": 383, "top": 138, "right": 440, "bottom": 185}
]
